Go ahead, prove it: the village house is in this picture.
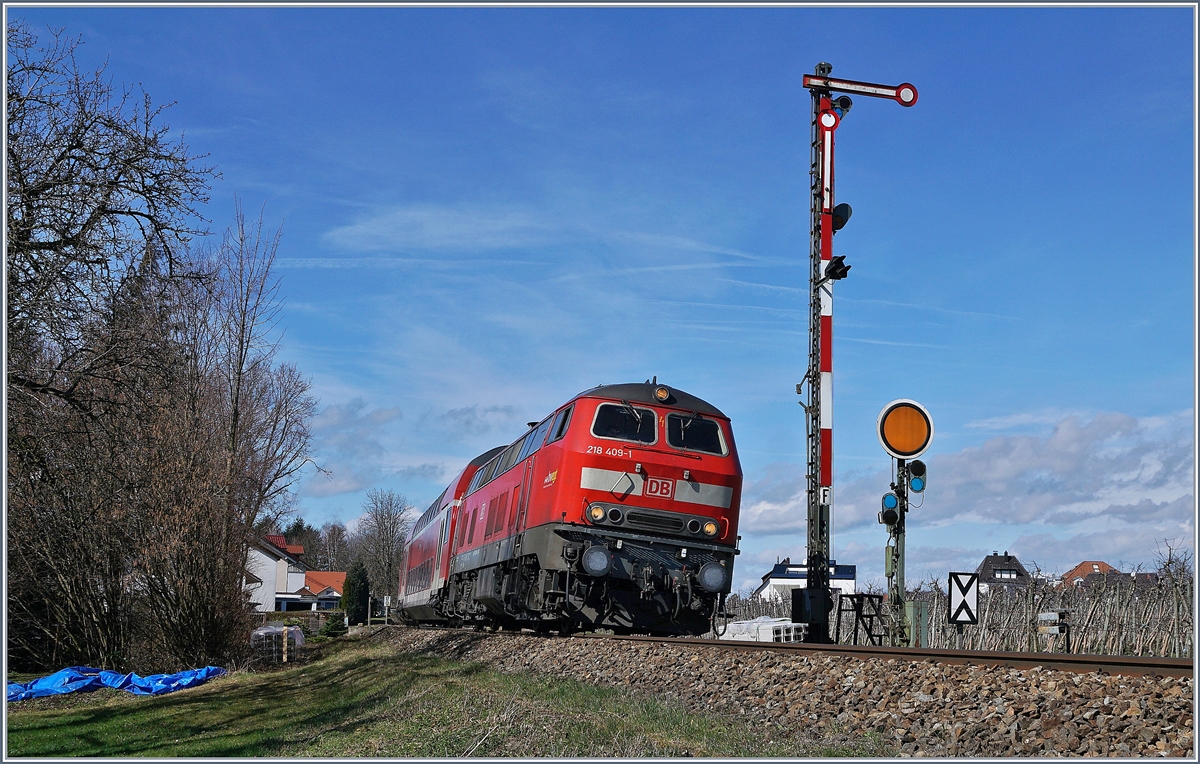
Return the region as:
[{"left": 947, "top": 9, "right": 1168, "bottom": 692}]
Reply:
[
  {"left": 1061, "top": 559, "right": 1160, "bottom": 590},
  {"left": 752, "top": 557, "right": 858, "bottom": 599},
  {"left": 245, "top": 535, "right": 346, "bottom": 612},
  {"left": 975, "top": 550, "right": 1032, "bottom": 591}
]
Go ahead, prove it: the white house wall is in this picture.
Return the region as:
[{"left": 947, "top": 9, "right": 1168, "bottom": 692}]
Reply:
[
  {"left": 275, "top": 559, "right": 288, "bottom": 593},
  {"left": 245, "top": 547, "right": 278, "bottom": 613},
  {"left": 760, "top": 578, "right": 856, "bottom": 600},
  {"left": 287, "top": 569, "right": 306, "bottom": 593}
]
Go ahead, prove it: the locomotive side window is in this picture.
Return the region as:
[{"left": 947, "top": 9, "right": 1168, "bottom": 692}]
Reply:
[
  {"left": 519, "top": 417, "right": 554, "bottom": 461},
  {"left": 547, "top": 405, "right": 574, "bottom": 444},
  {"left": 666, "top": 413, "right": 728, "bottom": 455},
  {"left": 497, "top": 439, "right": 524, "bottom": 475},
  {"left": 591, "top": 403, "right": 657, "bottom": 444}
]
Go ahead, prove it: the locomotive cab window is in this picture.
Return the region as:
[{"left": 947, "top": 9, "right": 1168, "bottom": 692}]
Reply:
[
  {"left": 591, "top": 403, "right": 657, "bottom": 444},
  {"left": 547, "top": 405, "right": 574, "bottom": 444},
  {"left": 666, "top": 413, "right": 728, "bottom": 455}
]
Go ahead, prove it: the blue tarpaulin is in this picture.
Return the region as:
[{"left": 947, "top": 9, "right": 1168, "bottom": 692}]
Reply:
[{"left": 7, "top": 665, "right": 225, "bottom": 702}]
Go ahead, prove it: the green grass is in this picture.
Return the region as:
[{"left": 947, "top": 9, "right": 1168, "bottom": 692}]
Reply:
[{"left": 7, "top": 635, "right": 886, "bottom": 757}]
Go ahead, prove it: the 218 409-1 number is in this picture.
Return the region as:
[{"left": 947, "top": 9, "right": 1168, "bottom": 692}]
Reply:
[{"left": 586, "top": 445, "right": 630, "bottom": 457}]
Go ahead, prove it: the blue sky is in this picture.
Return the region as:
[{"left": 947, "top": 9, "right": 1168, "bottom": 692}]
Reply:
[{"left": 14, "top": 6, "right": 1195, "bottom": 590}]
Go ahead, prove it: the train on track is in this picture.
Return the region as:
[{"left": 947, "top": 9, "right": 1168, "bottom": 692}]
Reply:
[{"left": 398, "top": 381, "right": 743, "bottom": 636}]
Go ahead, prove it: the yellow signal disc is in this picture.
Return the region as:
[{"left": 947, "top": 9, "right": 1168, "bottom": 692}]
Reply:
[{"left": 877, "top": 400, "right": 934, "bottom": 459}]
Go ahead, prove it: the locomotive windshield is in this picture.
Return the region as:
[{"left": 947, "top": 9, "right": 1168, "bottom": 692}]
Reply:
[
  {"left": 592, "top": 403, "right": 657, "bottom": 444},
  {"left": 666, "top": 413, "right": 727, "bottom": 455}
]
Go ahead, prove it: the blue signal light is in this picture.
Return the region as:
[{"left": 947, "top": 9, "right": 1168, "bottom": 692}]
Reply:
[
  {"left": 910, "top": 476, "right": 926, "bottom": 493},
  {"left": 882, "top": 493, "right": 899, "bottom": 510}
]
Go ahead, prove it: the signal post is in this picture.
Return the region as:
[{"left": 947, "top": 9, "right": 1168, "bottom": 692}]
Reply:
[
  {"left": 795, "top": 64, "right": 917, "bottom": 643},
  {"left": 876, "top": 400, "right": 933, "bottom": 646}
]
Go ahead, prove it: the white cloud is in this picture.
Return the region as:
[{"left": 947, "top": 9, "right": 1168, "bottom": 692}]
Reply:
[
  {"left": 416, "top": 404, "right": 521, "bottom": 444},
  {"left": 738, "top": 409, "right": 1194, "bottom": 577},
  {"left": 302, "top": 398, "right": 403, "bottom": 497},
  {"left": 965, "top": 409, "right": 1082, "bottom": 431},
  {"left": 602, "top": 231, "right": 764, "bottom": 261},
  {"left": 322, "top": 204, "right": 557, "bottom": 253}
]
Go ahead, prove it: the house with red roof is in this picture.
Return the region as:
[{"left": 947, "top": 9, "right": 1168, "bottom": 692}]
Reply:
[
  {"left": 1062, "top": 560, "right": 1118, "bottom": 587},
  {"left": 245, "top": 535, "right": 346, "bottom": 612}
]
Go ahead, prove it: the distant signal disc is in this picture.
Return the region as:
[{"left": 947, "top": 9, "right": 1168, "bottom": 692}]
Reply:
[{"left": 877, "top": 399, "right": 933, "bottom": 459}]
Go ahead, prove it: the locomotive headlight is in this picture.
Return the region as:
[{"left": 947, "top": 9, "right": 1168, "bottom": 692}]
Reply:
[
  {"left": 587, "top": 505, "right": 606, "bottom": 523},
  {"left": 653, "top": 386, "right": 671, "bottom": 402},
  {"left": 702, "top": 521, "right": 719, "bottom": 537},
  {"left": 697, "top": 562, "right": 727, "bottom": 593},
  {"left": 581, "top": 545, "right": 612, "bottom": 577}
]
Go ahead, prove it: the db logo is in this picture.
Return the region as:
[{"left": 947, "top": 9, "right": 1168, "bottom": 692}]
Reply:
[{"left": 644, "top": 477, "right": 674, "bottom": 499}]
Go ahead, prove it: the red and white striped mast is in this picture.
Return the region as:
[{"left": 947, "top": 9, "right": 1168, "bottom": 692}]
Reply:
[{"left": 797, "top": 63, "right": 917, "bottom": 643}]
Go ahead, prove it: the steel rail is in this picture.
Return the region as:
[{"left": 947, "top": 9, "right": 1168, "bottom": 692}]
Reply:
[{"left": 576, "top": 633, "right": 1194, "bottom": 679}]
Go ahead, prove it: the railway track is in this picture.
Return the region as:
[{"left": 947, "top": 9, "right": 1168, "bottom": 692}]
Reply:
[{"left": 577, "top": 632, "right": 1194, "bottom": 679}]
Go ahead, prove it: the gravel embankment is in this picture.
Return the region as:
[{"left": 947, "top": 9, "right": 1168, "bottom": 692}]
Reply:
[{"left": 380, "top": 626, "right": 1194, "bottom": 757}]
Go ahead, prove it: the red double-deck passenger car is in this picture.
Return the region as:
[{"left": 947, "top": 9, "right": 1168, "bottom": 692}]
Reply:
[{"left": 398, "top": 381, "right": 742, "bottom": 635}]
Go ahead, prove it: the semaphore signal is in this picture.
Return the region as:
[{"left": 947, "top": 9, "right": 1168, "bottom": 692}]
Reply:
[{"left": 794, "top": 63, "right": 919, "bottom": 644}]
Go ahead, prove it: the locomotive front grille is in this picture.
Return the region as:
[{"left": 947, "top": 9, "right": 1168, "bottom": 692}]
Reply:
[{"left": 626, "top": 511, "right": 685, "bottom": 532}]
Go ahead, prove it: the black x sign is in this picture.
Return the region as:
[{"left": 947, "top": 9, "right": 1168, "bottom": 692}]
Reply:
[{"left": 948, "top": 572, "right": 979, "bottom": 625}]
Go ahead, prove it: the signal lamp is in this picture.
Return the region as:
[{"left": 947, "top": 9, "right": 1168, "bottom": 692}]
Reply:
[
  {"left": 909, "top": 459, "right": 927, "bottom": 493},
  {"left": 880, "top": 492, "right": 899, "bottom": 525},
  {"left": 587, "top": 505, "right": 606, "bottom": 523},
  {"left": 832, "top": 96, "right": 853, "bottom": 118},
  {"left": 824, "top": 255, "right": 851, "bottom": 281},
  {"left": 832, "top": 203, "right": 853, "bottom": 231}
]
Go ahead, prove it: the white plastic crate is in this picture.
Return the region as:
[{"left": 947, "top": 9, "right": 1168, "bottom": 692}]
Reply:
[{"left": 720, "top": 616, "right": 808, "bottom": 643}]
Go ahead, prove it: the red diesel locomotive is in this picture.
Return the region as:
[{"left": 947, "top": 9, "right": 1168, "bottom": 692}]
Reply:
[{"left": 398, "top": 381, "right": 742, "bottom": 636}]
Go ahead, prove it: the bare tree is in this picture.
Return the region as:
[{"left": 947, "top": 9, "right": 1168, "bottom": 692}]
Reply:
[
  {"left": 6, "top": 20, "right": 213, "bottom": 670},
  {"left": 353, "top": 489, "right": 414, "bottom": 601},
  {"left": 6, "top": 23, "right": 317, "bottom": 670},
  {"left": 316, "top": 521, "right": 352, "bottom": 571},
  {"left": 129, "top": 206, "right": 315, "bottom": 667},
  {"left": 6, "top": 21, "right": 213, "bottom": 419}
]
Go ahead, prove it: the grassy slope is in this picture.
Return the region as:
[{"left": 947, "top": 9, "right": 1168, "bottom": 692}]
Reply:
[{"left": 7, "top": 636, "right": 884, "bottom": 757}]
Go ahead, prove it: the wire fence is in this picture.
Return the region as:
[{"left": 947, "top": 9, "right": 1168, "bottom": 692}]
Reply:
[{"left": 723, "top": 568, "right": 1193, "bottom": 658}]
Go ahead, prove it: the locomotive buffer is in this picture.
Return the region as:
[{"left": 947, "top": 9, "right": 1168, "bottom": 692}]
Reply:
[{"left": 795, "top": 64, "right": 917, "bottom": 643}]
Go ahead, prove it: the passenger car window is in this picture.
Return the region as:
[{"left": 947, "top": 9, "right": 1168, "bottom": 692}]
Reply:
[
  {"left": 469, "top": 458, "right": 499, "bottom": 494},
  {"left": 497, "top": 438, "right": 524, "bottom": 475},
  {"left": 591, "top": 403, "right": 657, "bottom": 444},
  {"left": 666, "top": 413, "right": 727, "bottom": 455}
]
